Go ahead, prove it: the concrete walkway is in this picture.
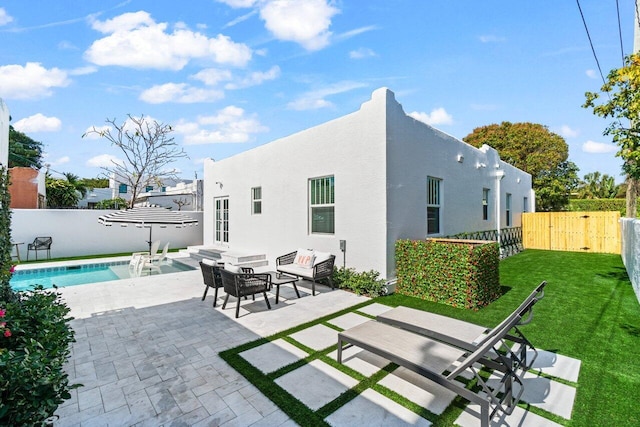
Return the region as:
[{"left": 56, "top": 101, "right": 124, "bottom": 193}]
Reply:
[{"left": 51, "top": 258, "right": 581, "bottom": 426}]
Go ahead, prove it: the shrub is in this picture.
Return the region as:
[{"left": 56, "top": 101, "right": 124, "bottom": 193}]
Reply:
[
  {"left": 568, "top": 199, "right": 630, "bottom": 216},
  {"left": 0, "top": 286, "right": 78, "bottom": 426},
  {"left": 333, "top": 267, "right": 387, "bottom": 297}
]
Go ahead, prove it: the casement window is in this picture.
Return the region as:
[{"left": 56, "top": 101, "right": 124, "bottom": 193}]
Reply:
[
  {"left": 427, "top": 176, "right": 441, "bottom": 235},
  {"left": 251, "top": 187, "right": 262, "bottom": 215},
  {"left": 506, "top": 193, "right": 512, "bottom": 226},
  {"left": 482, "top": 188, "right": 490, "bottom": 221},
  {"left": 309, "top": 176, "right": 334, "bottom": 234},
  {"left": 118, "top": 183, "right": 127, "bottom": 194}
]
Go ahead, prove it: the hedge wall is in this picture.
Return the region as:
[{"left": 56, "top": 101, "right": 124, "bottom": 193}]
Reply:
[
  {"left": 568, "top": 199, "right": 638, "bottom": 217},
  {"left": 395, "top": 239, "right": 500, "bottom": 310}
]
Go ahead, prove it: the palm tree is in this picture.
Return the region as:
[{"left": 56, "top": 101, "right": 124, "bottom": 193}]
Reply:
[{"left": 63, "top": 172, "right": 88, "bottom": 199}]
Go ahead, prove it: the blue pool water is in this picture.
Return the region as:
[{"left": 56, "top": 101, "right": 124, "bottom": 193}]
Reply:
[{"left": 10, "top": 261, "right": 194, "bottom": 291}]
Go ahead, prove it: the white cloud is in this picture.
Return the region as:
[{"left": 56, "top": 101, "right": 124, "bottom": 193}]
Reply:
[
  {"left": 83, "top": 125, "right": 112, "bottom": 139},
  {"left": 69, "top": 66, "right": 98, "bottom": 76},
  {"left": 85, "top": 11, "right": 252, "bottom": 70},
  {"left": 192, "top": 68, "right": 233, "bottom": 86},
  {"left": 216, "top": 0, "right": 258, "bottom": 7},
  {"left": 177, "top": 105, "right": 268, "bottom": 144},
  {"left": 349, "top": 47, "right": 377, "bottom": 59},
  {"left": 335, "top": 25, "right": 378, "bottom": 42},
  {"left": 0, "top": 8, "right": 13, "bottom": 26},
  {"left": 50, "top": 156, "right": 70, "bottom": 166},
  {"left": 0, "top": 62, "right": 70, "bottom": 99},
  {"left": 287, "top": 81, "right": 367, "bottom": 111},
  {"left": 13, "top": 113, "right": 62, "bottom": 132},
  {"left": 586, "top": 69, "right": 597, "bottom": 79},
  {"left": 225, "top": 66, "right": 281, "bottom": 89},
  {"left": 139, "top": 83, "right": 224, "bottom": 104},
  {"left": 409, "top": 108, "right": 453, "bottom": 126},
  {"left": 558, "top": 125, "right": 578, "bottom": 138},
  {"left": 223, "top": 10, "right": 258, "bottom": 28},
  {"left": 87, "top": 154, "right": 123, "bottom": 168},
  {"left": 479, "top": 35, "right": 506, "bottom": 43},
  {"left": 582, "top": 140, "right": 617, "bottom": 154},
  {"left": 259, "top": 0, "right": 339, "bottom": 51}
]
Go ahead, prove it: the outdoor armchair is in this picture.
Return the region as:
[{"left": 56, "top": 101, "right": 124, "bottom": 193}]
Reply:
[
  {"left": 220, "top": 269, "right": 272, "bottom": 318},
  {"left": 276, "top": 249, "right": 335, "bottom": 295},
  {"left": 200, "top": 260, "right": 224, "bottom": 307},
  {"left": 27, "top": 236, "right": 52, "bottom": 261}
]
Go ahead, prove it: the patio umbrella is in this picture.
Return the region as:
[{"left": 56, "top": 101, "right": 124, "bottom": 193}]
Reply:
[{"left": 98, "top": 207, "right": 198, "bottom": 253}]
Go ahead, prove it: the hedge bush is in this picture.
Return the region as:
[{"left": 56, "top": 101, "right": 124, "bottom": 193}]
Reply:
[
  {"left": 568, "top": 199, "right": 630, "bottom": 216},
  {"left": 395, "top": 239, "right": 500, "bottom": 309},
  {"left": 0, "top": 287, "right": 78, "bottom": 426},
  {"left": 333, "top": 267, "right": 387, "bottom": 297}
]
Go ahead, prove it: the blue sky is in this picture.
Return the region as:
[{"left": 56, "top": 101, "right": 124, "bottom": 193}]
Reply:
[{"left": 0, "top": 1, "right": 634, "bottom": 183}]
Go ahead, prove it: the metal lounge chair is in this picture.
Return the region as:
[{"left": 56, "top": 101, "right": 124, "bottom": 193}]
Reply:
[
  {"left": 376, "top": 281, "right": 547, "bottom": 371},
  {"left": 219, "top": 269, "right": 272, "bottom": 318},
  {"left": 338, "top": 308, "right": 528, "bottom": 427},
  {"left": 27, "top": 236, "right": 52, "bottom": 261}
]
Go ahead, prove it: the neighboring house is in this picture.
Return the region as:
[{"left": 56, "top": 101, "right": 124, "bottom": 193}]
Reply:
[
  {"left": 0, "top": 98, "right": 8, "bottom": 168},
  {"left": 9, "top": 167, "right": 46, "bottom": 209},
  {"left": 77, "top": 188, "right": 114, "bottom": 209},
  {"left": 110, "top": 175, "right": 201, "bottom": 210},
  {"left": 203, "top": 88, "right": 533, "bottom": 279}
]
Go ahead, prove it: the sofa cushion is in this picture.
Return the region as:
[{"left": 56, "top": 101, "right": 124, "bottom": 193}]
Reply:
[
  {"left": 313, "top": 251, "right": 332, "bottom": 266},
  {"left": 294, "top": 248, "right": 315, "bottom": 268},
  {"left": 225, "top": 264, "right": 241, "bottom": 273},
  {"left": 202, "top": 258, "right": 217, "bottom": 266},
  {"left": 278, "top": 264, "right": 314, "bottom": 279}
]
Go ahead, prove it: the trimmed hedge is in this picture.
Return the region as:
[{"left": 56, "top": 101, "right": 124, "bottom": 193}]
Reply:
[
  {"left": 568, "top": 198, "right": 638, "bottom": 217},
  {"left": 395, "top": 239, "right": 500, "bottom": 309}
]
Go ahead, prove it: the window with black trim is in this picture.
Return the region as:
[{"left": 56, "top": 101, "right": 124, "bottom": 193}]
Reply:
[
  {"left": 506, "top": 193, "right": 512, "bottom": 226},
  {"left": 251, "top": 187, "right": 262, "bottom": 215},
  {"left": 309, "top": 176, "right": 334, "bottom": 234},
  {"left": 427, "top": 176, "right": 441, "bottom": 235},
  {"left": 482, "top": 188, "right": 489, "bottom": 220}
]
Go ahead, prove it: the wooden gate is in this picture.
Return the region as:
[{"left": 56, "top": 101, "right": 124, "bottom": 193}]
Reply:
[{"left": 522, "top": 211, "right": 621, "bottom": 254}]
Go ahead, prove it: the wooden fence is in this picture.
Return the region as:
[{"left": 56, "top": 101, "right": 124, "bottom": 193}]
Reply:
[{"left": 522, "top": 211, "right": 621, "bottom": 254}]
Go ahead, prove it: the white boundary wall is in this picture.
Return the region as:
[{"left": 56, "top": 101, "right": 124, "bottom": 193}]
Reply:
[
  {"left": 620, "top": 218, "right": 640, "bottom": 304},
  {"left": 11, "top": 209, "right": 203, "bottom": 259}
]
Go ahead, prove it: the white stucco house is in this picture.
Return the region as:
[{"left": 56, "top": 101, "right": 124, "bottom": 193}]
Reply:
[{"left": 203, "top": 88, "right": 533, "bottom": 279}]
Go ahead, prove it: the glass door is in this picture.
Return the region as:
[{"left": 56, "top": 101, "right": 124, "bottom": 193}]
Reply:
[{"left": 215, "top": 197, "right": 229, "bottom": 244}]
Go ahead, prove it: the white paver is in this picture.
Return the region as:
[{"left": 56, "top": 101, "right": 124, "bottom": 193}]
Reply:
[
  {"left": 325, "top": 388, "right": 431, "bottom": 426},
  {"left": 275, "top": 360, "right": 358, "bottom": 411},
  {"left": 239, "top": 339, "right": 308, "bottom": 374},
  {"left": 289, "top": 324, "right": 339, "bottom": 351},
  {"left": 327, "top": 312, "right": 371, "bottom": 330},
  {"left": 357, "top": 303, "right": 393, "bottom": 317},
  {"left": 456, "top": 400, "right": 564, "bottom": 427},
  {"left": 328, "top": 346, "right": 390, "bottom": 377},
  {"left": 378, "top": 367, "right": 457, "bottom": 415},
  {"left": 528, "top": 349, "right": 582, "bottom": 383}
]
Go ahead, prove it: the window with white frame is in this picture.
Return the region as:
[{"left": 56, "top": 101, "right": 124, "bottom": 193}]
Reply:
[
  {"left": 427, "top": 176, "right": 441, "bottom": 235},
  {"left": 482, "top": 188, "right": 489, "bottom": 220},
  {"left": 506, "top": 193, "right": 512, "bottom": 226},
  {"left": 309, "top": 176, "right": 334, "bottom": 234},
  {"left": 251, "top": 187, "right": 262, "bottom": 214}
]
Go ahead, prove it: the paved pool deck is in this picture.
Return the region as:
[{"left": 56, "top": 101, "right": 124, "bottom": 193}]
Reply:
[{"left": 49, "top": 255, "right": 580, "bottom": 426}]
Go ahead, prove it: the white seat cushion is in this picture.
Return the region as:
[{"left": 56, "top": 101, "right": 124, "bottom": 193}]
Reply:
[
  {"left": 225, "top": 264, "right": 241, "bottom": 273},
  {"left": 202, "top": 258, "right": 217, "bottom": 266},
  {"left": 313, "top": 251, "right": 332, "bottom": 266}
]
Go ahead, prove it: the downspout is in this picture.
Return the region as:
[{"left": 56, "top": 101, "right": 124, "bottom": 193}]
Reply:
[{"left": 495, "top": 169, "right": 505, "bottom": 256}]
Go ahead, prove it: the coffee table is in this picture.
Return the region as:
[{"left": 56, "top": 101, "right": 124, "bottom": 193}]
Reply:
[{"left": 266, "top": 271, "right": 301, "bottom": 304}]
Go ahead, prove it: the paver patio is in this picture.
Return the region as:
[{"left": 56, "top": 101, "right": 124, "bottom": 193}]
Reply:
[{"left": 51, "top": 256, "right": 581, "bottom": 426}]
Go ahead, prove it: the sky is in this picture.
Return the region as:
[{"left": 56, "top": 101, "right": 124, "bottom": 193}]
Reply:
[{"left": 0, "top": 0, "right": 635, "bottom": 183}]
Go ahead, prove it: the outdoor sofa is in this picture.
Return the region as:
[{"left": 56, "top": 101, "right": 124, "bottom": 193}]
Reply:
[
  {"left": 275, "top": 249, "right": 335, "bottom": 296},
  {"left": 337, "top": 283, "right": 547, "bottom": 427}
]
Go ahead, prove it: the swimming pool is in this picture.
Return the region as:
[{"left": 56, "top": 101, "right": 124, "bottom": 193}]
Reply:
[{"left": 10, "top": 260, "right": 195, "bottom": 291}]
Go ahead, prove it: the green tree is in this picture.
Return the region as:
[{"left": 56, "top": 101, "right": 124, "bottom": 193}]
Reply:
[
  {"left": 577, "top": 172, "right": 620, "bottom": 199},
  {"left": 463, "top": 122, "right": 576, "bottom": 211},
  {"left": 45, "top": 177, "right": 79, "bottom": 208},
  {"left": 62, "top": 172, "right": 88, "bottom": 199},
  {"left": 583, "top": 52, "right": 640, "bottom": 217},
  {"left": 78, "top": 177, "right": 109, "bottom": 189},
  {"left": 8, "top": 126, "right": 43, "bottom": 169},
  {"left": 83, "top": 115, "right": 188, "bottom": 208},
  {"left": 95, "top": 197, "right": 127, "bottom": 209}
]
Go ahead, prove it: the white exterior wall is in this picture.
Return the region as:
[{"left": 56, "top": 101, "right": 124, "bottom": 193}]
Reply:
[
  {"left": 204, "top": 90, "right": 389, "bottom": 275},
  {"left": 11, "top": 210, "right": 203, "bottom": 258},
  {"left": 620, "top": 218, "right": 640, "bottom": 304},
  {"left": 0, "top": 98, "right": 9, "bottom": 167},
  {"left": 203, "top": 88, "right": 533, "bottom": 279}
]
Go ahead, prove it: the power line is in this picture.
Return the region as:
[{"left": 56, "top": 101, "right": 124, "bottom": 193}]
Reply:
[
  {"left": 575, "top": 0, "right": 607, "bottom": 86},
  {"left": 616, "top": 0, "right": 625, "bottom": 62}
]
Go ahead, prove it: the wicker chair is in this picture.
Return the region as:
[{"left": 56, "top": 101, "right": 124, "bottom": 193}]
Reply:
[
  {"left": 27, "top": 237, "right": 52, "bottom": 261},
  {"left": 220, "top": 269, "right": 272, "bottom": 318},
  {"left": 200, "top": 261, "right": 224, "bottom": 307},
  {"left": 276, "top": 250, "right": 335, "bottom": 295}
]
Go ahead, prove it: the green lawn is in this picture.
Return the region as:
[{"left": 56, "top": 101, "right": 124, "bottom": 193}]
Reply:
[{"left": 221, "top": 249, "right": 640, "bottom": 426}]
